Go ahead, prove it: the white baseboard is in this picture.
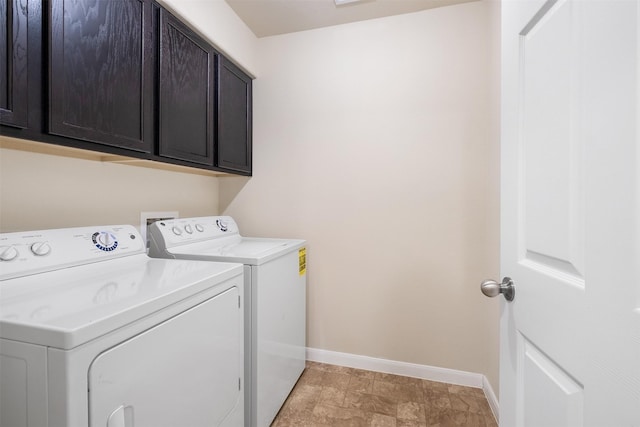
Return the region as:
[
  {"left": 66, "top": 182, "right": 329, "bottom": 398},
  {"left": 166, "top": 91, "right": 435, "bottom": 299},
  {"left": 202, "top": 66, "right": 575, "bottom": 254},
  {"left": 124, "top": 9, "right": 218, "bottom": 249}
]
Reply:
[
  {"left": 306, "top": 347, "right": 499, "bottom": 423},
  {"left": 482, "top": 374, "right": 500, "bottom": 423}
]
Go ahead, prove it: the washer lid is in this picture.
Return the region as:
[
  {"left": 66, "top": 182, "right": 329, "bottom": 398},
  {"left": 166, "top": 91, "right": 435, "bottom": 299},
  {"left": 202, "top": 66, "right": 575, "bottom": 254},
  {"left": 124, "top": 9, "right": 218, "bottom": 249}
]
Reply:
[
  {"left": 168, "top": 237, "right": 306, "bottom": 265},
  {"left": 0, "top": 255, "right": 242, "bottom": 349}
]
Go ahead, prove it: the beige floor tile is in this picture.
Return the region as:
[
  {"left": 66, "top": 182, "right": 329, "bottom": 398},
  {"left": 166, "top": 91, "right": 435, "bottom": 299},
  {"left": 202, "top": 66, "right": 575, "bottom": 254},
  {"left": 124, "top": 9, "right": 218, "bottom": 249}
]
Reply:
[
  {"left": 421, "top": 380, "right": 450, "bottom": 393},
  {"left": 397, "top": 401, "right": 426, "bottom": 423},
  {"left": 310, "top": 361, "right": 356, "bottom": 375},
  {"left": 449, "top": 393, "right": 484, "bottom": 414},
  {"left": 344, "top": 391, "right": 398, "bottom": 416},
  {"left": 348, "top": 375, "right": 374, "bottom": 394},
  {"left": 325, "top": 371, "right": 353, "bottom": 389},
  {"left": 423, "top": 390, "right": 451, "bottom": 412},
  {"left": 447, "top": 384, "right": 478, "bottom": 396},
  {"left": 271, "top": 363, "right": 496, "bottom": 427},
  {"left": 426, "top": 408, "right": 489, "bottom": 427},
  {"left": 484, "top": 414, "right": 498, "bottom": 427},
  {"left": 298, "top": 367, "right": 326, "bottom": 386},
  {"left": 312, "top": 403, "right": 369, "bottom": 426},
  {"left": 371, "top": 380, "right": 399, "bottom": 400},
  {"left": 372, "top": 381, "right": 424, "bottom": 403},
  {"left": 351, "top": 368, "right": 377, "bottom": 380},
  {"left": 375, "top": 372, "right": 422, "bottom": 386},
  {"left": 279, "top": 383, "right": 322, "bottom": 415},
  {"left": 397, "top": 420, "right": 427, "bottom": 427},
  {"left": 300, "top": 366, "right": 351, "bottom": 390},
  {"left": 475, "top": 396, "right": 494, "bottom": 417},
  {"left": 319, "top": 386, "right": 347, "bottom": 407},
  {"left": 371, "top": 413, "right": 398, "bottom": 427}
]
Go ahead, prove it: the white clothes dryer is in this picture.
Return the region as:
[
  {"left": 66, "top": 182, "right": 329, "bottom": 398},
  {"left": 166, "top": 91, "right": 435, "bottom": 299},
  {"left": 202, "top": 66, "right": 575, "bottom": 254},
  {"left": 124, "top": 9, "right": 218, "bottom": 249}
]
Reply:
[
  {"left": 0, "top": 225, "right": 245, "bottom": 427},
  {"left": 148, "top": 216, "right": 306, "bottom": 427}
]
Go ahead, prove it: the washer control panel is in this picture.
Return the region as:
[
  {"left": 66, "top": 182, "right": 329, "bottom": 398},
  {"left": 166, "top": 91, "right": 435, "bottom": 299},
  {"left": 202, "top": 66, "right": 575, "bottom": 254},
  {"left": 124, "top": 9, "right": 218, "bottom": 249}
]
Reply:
[
  {"left": 148, "top": 216, "right": 240, "bottom": 253},
  {"left": 0, "top": 225, "right": 145, "bottom": 280}
]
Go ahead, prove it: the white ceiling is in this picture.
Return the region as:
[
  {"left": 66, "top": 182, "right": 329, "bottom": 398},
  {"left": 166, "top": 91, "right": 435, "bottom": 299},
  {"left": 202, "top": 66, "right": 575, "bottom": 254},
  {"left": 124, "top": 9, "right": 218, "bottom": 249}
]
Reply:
[{"left": 225, "top": 0, "right": 478, "bottom": 38}]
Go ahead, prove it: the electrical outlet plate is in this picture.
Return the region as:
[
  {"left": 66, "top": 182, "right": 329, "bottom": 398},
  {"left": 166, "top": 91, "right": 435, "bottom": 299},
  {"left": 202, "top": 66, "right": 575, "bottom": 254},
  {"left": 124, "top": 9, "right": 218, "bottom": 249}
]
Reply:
[{"left": 140, "top": 211, "right": 178, "bottom": 250}]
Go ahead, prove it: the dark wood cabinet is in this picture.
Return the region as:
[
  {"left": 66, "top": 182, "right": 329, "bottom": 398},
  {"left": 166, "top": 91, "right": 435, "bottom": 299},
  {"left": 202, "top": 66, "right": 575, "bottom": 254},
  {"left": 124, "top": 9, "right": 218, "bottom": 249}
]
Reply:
[
  {"left": 0, "top": 0, "right": 29, "bottom": 128},
  {"left": 1, "top": 0, "right": 252, "bottom": 175},
  {"left": 217, "top": 55, "right": 252, "bottom": 175},
  {"left": 48, "top": 0, "right": 153, "bottom": 153},
  {"left": 157, "top": 7, "right": 215, "bottom": 166}
]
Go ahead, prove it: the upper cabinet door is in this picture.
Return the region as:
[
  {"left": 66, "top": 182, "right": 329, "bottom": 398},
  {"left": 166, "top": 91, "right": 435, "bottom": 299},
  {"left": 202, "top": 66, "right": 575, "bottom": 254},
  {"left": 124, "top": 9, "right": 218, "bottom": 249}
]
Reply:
[
  {"left": 217, "top": 56, "right": 252, "bottom": 175},
  {"left": 158, "top": 8, "right": 215, "bottom": 166},
  {"left": 0, "top": 0, "right": 29, "bottom": 128},
  {"left": 49, "top": 0, "right": 153, "bottom": 152}
]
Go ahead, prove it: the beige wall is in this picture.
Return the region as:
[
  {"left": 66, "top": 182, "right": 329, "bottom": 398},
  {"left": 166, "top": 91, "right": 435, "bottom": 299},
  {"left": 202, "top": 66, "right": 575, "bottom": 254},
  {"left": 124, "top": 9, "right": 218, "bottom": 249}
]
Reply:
[
  {"left": 0, "top": 140, "right": 217, "bottom": 231},
  {"left": 220, "top": 1, "right": 501, "bottom": 390}
]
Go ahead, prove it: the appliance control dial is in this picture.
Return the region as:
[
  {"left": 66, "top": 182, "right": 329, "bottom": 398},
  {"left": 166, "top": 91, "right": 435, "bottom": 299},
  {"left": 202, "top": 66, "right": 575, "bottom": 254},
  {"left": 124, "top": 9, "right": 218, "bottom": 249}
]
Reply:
[
  {"left": 172, "top": 226, "right": 183, "bottom": 236},
  {"left": 0, "top": 246, "right": 19, "bottom": 261},
  {"left": 30, "top": 242, "right": 51, "bottom": 257},
  {"left": 92, "top": 232, "right": 119, "bottom": 252},
  {"left": 216, "top": 219, "right": 228, "bottom": 232},
  {"left": 195, "top": 224, "right": 204, "bottom": 232},
  {"left": 184, "top": 224, "right": 193, "bottom": 234}
]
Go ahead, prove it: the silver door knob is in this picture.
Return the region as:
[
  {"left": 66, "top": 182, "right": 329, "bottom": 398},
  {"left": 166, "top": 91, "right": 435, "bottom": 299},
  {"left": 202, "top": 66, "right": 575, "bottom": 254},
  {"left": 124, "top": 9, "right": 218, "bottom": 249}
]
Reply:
[{"left": 481, "top": 277, "right": 515, "bottom": 302}]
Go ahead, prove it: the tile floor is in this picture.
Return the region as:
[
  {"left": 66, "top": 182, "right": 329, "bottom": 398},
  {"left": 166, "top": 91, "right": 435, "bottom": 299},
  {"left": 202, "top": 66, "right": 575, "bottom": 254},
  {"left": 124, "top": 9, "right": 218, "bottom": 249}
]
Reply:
[{"left": 272, "top": 361, "right": 498, "bottom": 427}]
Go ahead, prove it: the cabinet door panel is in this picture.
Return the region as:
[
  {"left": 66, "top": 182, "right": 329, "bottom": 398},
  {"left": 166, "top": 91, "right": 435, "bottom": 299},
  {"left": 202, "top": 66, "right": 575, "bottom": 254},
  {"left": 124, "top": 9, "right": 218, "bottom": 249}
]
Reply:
[
  {"left": 158, "top": 9, "right": 215, "bottom": 166},
  {"left": 217, "top": 56, "right": 252, "bottom": 175},
  {"left": 0, "top": 0, "right": 29, "bottom": 128},
  {"left": 49, "top": 0, "right": 152, "bottom": 152}
]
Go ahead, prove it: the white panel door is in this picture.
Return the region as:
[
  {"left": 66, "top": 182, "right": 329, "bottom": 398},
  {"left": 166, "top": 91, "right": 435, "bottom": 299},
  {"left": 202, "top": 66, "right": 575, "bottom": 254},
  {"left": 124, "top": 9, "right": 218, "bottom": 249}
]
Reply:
[{"left": 500, "top": 0, "right": 640, "bottom": 426}]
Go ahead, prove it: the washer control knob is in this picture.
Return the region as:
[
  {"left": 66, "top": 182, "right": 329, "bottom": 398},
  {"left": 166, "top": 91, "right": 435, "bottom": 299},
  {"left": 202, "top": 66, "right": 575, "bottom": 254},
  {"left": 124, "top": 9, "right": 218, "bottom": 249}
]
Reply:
[
  {"left": 195, "top": 224, "right": 204, "bottom": 232},
  {"left": 92, "top": 232, "right": 119, "bottom": 252},
  {"left": 184, "top": 225, "right": 193, "bottom": 234},
  {"left": 172, "top": 226, "right": 183, "bottom": 236},
  {"left": 98, "top": 233, "right": 112, "bottom": 247},
  {"left": 0, "top": 246, "right": 19, "bottom": 261},
  {"left": 31, "top": 242, "right": 51, "bottom": 257},
  {"left": 216, "top": 219, "right": 228, "bottom": 232}
]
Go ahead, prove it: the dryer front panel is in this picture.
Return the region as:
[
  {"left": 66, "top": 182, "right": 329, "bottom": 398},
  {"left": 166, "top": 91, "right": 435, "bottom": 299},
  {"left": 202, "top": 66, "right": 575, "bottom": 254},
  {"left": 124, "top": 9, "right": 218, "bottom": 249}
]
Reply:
[{"left": 88, "top": 285, "right": 243, "bottom": 427}]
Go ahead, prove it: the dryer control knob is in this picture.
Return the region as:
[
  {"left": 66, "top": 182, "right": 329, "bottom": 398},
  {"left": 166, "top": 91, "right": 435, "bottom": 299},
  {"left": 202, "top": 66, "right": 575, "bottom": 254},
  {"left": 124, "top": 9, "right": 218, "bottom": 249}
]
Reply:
[
  {"left": 184, "top": 225, "right": 193, "bottom": 234},
  {"left": 31, "top": 242, "right": 51, "bottom": 257},
  {"left": 0, "top": 246, "right": 18, "bottom": 261},
  {"left": 195, "top": 224, "right": 204, "bottom": 232},
  {"left": 172, "top": 226, "right": 183, "bottom": 236}
]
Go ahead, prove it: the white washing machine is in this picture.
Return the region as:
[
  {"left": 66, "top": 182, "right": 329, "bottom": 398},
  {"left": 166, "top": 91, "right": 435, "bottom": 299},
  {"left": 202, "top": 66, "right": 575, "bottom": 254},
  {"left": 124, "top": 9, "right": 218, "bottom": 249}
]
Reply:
[
  {"left": 148, "top": 216, "right": 306, "bottom": 427},
  {"left": 0, "top": 224, "right": 245, "bottom": 427}
]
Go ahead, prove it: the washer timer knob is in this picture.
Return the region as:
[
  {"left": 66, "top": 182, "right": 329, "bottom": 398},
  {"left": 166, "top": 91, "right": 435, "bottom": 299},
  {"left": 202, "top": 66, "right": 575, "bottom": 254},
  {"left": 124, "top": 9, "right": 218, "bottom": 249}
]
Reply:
[
  {"left": 0, "top": 246, "right": 19, "bottom": 261},
  {"left": 92, "top": 232, "right": 119, "bottom": 252},
  {"left": 216, "top": 219, "right": 228, "bottom": 232},
  {"left": 195, "top": 224, "right": 204, "bottom": 232},
  {"left": 31, "top": 242, "right": 51, "bottom": 257}
]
